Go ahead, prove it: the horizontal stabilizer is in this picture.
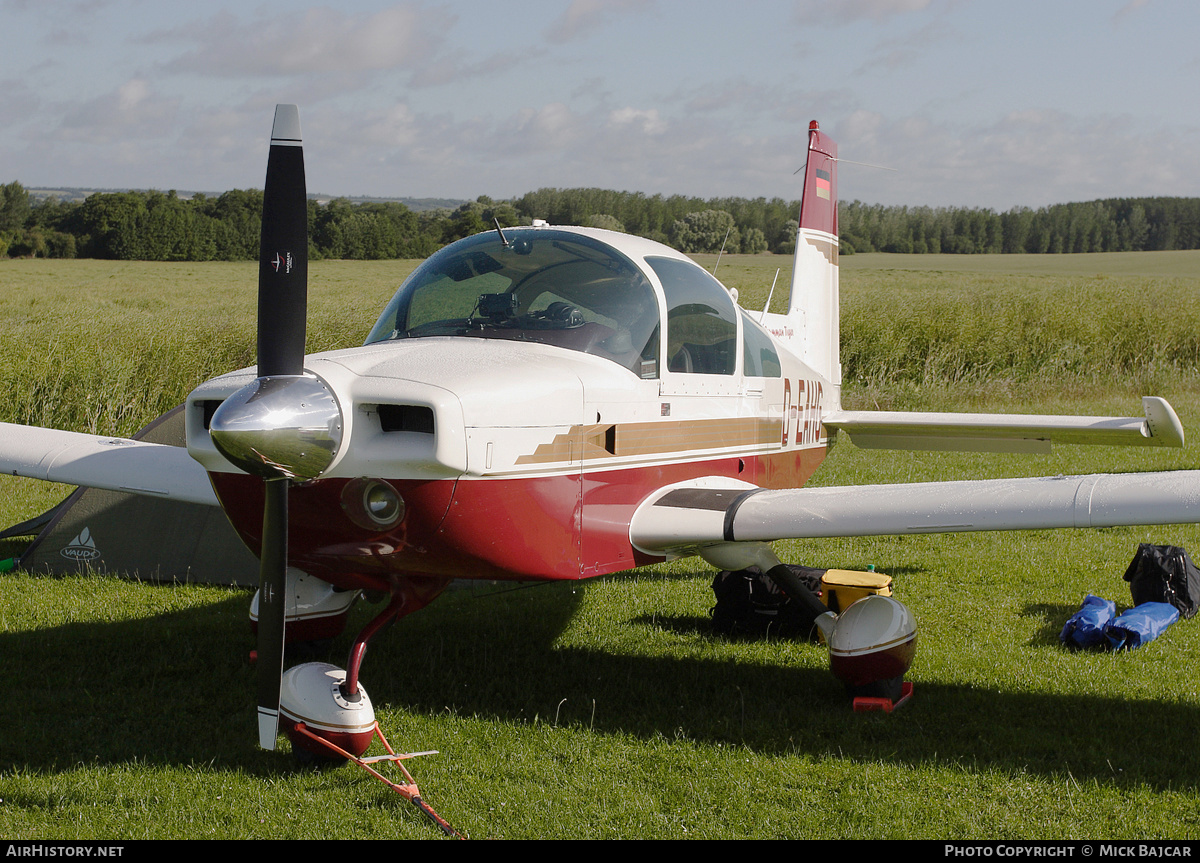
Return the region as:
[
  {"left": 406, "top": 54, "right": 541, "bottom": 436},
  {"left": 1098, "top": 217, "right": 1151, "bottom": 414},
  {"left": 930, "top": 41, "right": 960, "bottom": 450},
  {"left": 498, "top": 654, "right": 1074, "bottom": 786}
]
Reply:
[
  {"left": 0, "top": 422, "right": 218, "bottom": 506},
  {"left": 823, "top": 396, "right": 1183, "bottom": 453},
  {"left": 631, "top": 470, "right": 1200, "bottom": 554}
]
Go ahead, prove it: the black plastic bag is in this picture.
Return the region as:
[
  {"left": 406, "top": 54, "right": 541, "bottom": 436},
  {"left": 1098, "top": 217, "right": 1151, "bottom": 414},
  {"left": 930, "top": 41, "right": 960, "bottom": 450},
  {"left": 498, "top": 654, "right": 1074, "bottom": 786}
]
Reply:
[
  {"left": 711, "top": 565, "right": 823, "bottom": 639},
  {"left": 1122, "top": 544, "right": 1200, "bottom": 619}
]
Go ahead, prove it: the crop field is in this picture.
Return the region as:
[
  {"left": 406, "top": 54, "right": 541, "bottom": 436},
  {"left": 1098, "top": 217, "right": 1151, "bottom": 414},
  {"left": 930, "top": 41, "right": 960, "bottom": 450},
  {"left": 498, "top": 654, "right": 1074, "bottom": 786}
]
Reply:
[{"left": 3, "top": 251, "right": 1200, "bottom": 839}]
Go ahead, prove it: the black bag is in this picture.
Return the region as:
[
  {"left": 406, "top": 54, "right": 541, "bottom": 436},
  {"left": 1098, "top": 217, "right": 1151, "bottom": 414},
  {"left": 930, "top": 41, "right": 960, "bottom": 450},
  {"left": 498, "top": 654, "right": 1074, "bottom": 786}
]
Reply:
[
  {"left": 1122, "top": 543, "right": 1200, "bottom": 619},
  {"left": 710, "top": 565, "right": 824, "bottom": 639}
]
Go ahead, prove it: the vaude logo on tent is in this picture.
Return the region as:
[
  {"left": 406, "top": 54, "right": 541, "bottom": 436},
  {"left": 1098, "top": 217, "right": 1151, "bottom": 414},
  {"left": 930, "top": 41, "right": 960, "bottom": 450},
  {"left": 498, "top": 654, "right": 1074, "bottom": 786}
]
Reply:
[{"left": 61, "top": 526, "right": 101, "bottom": 561}]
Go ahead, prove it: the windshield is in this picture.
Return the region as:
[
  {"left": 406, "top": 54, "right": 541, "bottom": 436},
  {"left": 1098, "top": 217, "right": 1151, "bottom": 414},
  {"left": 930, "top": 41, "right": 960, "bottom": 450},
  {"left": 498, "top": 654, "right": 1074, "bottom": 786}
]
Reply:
[{"left": 365, "top": 229, "right": 661, "bottom": 378}]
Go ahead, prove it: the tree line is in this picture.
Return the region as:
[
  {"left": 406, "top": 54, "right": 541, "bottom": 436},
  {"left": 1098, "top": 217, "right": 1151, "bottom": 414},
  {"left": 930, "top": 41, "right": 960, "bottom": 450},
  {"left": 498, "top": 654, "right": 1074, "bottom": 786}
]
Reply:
[
  {"left": 838, "top": 198, "right": 1200, "bottom": 254},
  {"left": 3, "top": 179, "right": 1200, "bottom": 260}
]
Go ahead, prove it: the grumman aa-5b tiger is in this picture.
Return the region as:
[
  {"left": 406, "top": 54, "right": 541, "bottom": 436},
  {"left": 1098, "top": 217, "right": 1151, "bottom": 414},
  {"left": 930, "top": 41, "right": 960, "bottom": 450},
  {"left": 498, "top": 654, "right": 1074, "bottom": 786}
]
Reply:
[{"left": 4, "top": 106, "right": 1200, "bottom": 783}]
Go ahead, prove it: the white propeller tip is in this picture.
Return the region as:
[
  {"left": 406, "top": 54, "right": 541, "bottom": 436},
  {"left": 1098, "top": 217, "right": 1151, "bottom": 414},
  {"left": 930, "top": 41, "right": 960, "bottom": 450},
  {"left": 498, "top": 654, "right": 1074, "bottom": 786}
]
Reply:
[
  {"left": 257, "top": 708, "right": 280, "bottom": 750},
  {"left": 271, "top": 104, "right": 301, "bottom": 145}
]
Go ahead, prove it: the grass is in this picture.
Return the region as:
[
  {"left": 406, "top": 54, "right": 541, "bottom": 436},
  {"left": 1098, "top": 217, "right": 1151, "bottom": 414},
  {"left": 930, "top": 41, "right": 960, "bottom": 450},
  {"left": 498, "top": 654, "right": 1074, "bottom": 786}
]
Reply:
[
  {"left": 3, "top": 252, "right": 1200, "bottom": 839},
  {"left": 0, "top": 259, "right": 418, "bottom": 436}
]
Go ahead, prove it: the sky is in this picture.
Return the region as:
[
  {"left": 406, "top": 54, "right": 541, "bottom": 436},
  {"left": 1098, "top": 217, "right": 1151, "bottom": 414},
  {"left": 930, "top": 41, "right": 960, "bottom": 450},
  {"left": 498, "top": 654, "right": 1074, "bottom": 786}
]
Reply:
[{"left": 1, "top": 0, "right": 1197, "bottom": 210}]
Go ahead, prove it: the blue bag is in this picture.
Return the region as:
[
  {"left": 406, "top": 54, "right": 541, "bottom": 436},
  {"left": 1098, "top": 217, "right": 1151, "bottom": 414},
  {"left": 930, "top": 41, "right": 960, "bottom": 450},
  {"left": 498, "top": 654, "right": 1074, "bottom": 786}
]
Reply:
[
  {"left": 1103, "top": 602, "right": 1179, "bottom": 650},
  {"left": 1060, "top": 594, "right": 1116, "bottom": 648}
]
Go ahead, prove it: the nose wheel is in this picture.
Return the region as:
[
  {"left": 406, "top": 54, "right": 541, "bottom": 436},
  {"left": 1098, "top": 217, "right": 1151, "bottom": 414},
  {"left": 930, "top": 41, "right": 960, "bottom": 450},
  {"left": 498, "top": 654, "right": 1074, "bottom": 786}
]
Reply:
[
  {"left": 279, "top": 662, "right": 375, "bottom": 758},
  {"left": 273, "top": 576, "right": 459, "bottom": 836},
  {"left": 273, "top": 575, "right": 451, "bottom": 755},
  {"left": 279, "top": 663, "right": 461, "bottom": 837}
]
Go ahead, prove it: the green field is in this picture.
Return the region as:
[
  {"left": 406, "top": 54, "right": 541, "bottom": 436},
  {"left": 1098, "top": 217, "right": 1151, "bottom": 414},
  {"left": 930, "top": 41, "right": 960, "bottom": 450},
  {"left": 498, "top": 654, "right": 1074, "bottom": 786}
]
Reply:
[{"left": 3, "top": 252, "right": 1200, "bottom": 839}]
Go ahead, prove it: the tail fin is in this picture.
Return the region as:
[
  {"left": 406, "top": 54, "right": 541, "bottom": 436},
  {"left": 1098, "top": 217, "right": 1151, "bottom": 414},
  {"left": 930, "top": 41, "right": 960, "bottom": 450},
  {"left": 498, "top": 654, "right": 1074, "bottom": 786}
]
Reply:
[{"left": 765, "top": 121, "right": 841, "bottom": 405}]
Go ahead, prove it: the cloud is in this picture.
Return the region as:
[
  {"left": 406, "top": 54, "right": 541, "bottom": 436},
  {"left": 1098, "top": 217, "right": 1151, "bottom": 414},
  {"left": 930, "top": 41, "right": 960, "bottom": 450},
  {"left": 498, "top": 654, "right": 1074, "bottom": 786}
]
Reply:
[
  {"left": 142, "top": 4, "right": 538, "bottom": 93},
  {"left": 1113, "top": 0, "right": 1150, "bottom": 21},
  {"left": 680, "top": 79, "right": 777, "bottom": 116},
  {"left": 0, "top": 76, "right": 39, "bottom": 119},
  {"left": 148, "top": 4, "right": 456, "bottom": 77},
  {"left": 792, "top": 0, "right": 936, "bottom": 25},
  {"left": 409, "top": 46, "right": 543, "bottom": 89},
  {"left": 54, "top": 77, "right": 181, "bottom": 144},
  {"left": 292, "top": 96, "right": 807, "bottom": 202},
  {"left": 544, "top": 0, "right": 655, "bottom": 42},
  {"left": 609, "top": 107, "right": 666, "bottom": 135},
  {"left": 496, "top": 103, "right": 591, "bottom": 154},
  {"left": 829, "top": 109, "right": 1200, "bottom": 208},
  {"left": 3, "top": 78, "right": 206, "bottom": 189},
  {"left": 851, "top": 17, "right": 957, "bottom": 75},
  {"left": 672, "top": 77, "right": 855, "bottom": 127}
]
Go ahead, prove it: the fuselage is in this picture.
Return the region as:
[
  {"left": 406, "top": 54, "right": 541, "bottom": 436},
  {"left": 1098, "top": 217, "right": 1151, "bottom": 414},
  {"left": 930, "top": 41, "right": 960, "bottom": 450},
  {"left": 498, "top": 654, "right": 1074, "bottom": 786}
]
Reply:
[{"left": 186, "top": 226, "right": 832, "bottom": 594}]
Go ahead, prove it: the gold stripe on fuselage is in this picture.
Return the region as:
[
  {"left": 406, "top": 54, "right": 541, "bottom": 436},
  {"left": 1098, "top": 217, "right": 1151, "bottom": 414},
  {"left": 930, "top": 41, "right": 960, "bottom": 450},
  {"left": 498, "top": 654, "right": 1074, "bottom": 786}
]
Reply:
[{"left": 515, "top": 416, "right": 786, "bottom": 466}]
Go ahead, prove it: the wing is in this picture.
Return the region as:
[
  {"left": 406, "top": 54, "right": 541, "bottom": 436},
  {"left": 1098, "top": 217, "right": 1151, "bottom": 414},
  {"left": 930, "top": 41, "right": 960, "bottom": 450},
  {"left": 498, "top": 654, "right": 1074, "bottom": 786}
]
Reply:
[
  {"left": 629, "top": 470, "right": 1200, "bottom": 557},
  {"left": 632, "top": 396, "right": 1192, "bottom": 555},
  {"left": 822, "top": 396, "right": 1184, "bottom": 453},
  {"left": 0, "top": 421, "right": 219, "bottom": 506}
]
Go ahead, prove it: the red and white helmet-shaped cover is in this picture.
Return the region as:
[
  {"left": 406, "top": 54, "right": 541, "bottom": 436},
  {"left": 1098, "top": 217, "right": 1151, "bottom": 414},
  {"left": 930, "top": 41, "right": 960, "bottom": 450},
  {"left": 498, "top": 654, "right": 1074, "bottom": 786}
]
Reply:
[
  {"left": 827, "top": 596, "right": 917, "bottom": 690},
  {"left": 278, "top": 662, "right": 376, "bottom": 758}
]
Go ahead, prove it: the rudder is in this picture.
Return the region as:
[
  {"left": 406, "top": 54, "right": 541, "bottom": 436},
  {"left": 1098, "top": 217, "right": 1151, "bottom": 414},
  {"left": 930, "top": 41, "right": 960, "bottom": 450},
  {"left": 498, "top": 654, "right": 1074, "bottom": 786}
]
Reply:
[{"left": 768, "top": 120, "right": 841, "bottom": 407}]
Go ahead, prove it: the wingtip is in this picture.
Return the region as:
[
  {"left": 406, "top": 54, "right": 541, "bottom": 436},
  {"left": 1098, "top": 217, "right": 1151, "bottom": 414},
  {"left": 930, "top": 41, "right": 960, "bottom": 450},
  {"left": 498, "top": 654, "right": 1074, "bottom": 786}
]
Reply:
[{"left": 1142, "top": 396, "right": 1185, "bottom": 448}]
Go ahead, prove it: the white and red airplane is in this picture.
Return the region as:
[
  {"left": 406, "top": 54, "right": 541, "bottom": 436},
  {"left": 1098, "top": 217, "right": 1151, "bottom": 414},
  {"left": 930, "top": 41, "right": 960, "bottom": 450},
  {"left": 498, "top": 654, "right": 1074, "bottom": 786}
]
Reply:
[{"left": 3, "top": 106, "right": 1199, "bottom": 761}]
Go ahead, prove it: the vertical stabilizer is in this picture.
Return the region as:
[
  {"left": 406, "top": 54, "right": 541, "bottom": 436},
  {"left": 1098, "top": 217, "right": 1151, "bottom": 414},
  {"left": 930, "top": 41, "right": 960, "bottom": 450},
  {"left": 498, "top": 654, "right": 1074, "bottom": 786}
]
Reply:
[{"left": 766, "top": 121, "right": 840, "bottom": 407}]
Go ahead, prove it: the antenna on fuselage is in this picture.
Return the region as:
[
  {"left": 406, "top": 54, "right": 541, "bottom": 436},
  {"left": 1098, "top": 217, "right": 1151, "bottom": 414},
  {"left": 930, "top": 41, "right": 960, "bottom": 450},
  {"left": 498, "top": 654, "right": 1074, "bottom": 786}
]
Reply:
[
  {"left": 711, "top": 226, "right": 732, "bottom": 276},
  {"left": 793, "top": 157, "right": 897, "bottom": 174},
  {"left": 493, "top": 217, "right": 510, "bottom": 247},
  {"left": 760, "top": 268, "right": 780, "bottom": 323}
]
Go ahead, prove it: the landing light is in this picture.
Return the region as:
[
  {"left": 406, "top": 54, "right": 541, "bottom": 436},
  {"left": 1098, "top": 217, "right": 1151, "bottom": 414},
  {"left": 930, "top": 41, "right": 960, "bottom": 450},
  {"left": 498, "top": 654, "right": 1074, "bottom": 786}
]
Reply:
[{"left": 342, "top": 478, "right": 405, "bottom": 530}]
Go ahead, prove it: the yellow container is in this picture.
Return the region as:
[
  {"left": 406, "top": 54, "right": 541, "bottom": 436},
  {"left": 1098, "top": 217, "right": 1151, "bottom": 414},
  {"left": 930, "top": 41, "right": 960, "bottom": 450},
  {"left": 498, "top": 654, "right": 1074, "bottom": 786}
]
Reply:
[
  {"left": 815, "top": 569, "right": 893, "bottom": 644},
  {"left": 820, "top": 569, "right": 893, "bottom": 614}
]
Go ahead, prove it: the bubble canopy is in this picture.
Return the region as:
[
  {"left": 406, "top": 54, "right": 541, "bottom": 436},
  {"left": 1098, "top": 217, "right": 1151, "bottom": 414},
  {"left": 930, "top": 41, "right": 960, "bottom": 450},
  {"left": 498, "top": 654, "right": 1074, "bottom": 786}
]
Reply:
[{"left": 364, "top": 228, "right": 662, "bottom": 377}]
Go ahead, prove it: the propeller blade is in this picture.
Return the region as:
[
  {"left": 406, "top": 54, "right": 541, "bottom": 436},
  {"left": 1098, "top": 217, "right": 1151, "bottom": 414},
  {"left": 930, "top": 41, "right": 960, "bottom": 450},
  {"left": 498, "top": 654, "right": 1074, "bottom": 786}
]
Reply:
[
  {"left": 252, "top": 104, "right": 307, "bottom": 749},
  {"left": 258, "top": 104, "right": 308, "bottom": 378},
  {"left": 256, "top": 478, "right": 289, "bottom": 749}
]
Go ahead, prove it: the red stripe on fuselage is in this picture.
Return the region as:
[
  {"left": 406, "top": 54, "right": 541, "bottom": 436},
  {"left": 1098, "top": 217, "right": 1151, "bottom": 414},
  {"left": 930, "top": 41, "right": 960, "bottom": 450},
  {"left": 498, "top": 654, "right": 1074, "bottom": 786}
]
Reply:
[{"left": 209, "top": 444, "right": 827, "bottom": 593}]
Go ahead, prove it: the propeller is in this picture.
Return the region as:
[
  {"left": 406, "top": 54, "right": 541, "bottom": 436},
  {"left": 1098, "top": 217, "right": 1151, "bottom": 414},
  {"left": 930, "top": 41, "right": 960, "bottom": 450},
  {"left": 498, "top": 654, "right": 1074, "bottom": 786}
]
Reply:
[
  {"left": 252, "top": 103, "right": 306, "bottom": 751},
  {"left": 209, "top": 105, "right": 343, "bottom": 749}
]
